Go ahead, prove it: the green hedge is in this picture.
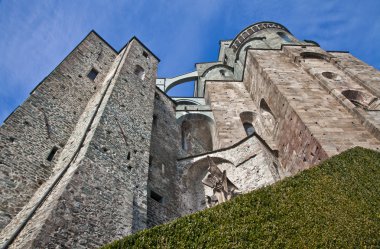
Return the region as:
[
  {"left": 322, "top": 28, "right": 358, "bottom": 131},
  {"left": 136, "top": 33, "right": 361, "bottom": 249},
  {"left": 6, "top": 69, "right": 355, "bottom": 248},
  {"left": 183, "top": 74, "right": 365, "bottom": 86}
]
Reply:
[{"left": 102, "top": 147, "right": 380, "bottom": 248}]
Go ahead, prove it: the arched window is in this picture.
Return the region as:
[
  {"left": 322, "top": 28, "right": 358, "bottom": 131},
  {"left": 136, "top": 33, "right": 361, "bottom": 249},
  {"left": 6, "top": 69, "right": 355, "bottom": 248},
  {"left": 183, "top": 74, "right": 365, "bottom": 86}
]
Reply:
[
  {"left": 341, "top": 90, "right": 377, "bottom": 109},
  {"left": 300, "top": 52, "right": 328, "bottom": 61},
  {"left": 243, "top": 122, "right": 255, "bottom": 136},
  {"left": 134, "top": 65, "right": 145, "bottom": 80},
  {"left": 240, "top": 111, "right": 256, "bottom": 136},
  {"left": 277, "top": 32, "right": 292, "bottom": 42}
]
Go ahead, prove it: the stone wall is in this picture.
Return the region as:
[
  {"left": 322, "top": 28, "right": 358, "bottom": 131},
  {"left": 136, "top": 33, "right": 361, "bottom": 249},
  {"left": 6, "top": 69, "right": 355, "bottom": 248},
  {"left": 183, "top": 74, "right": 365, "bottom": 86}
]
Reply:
[
  {"left": 243, "top": 46, "right": 380, "bottom": 173},
  {"left": 331, "top": 52, "right": 380, "bottom": 97},
  {"left": 2, "top": 20, "right": 380, "bottom": 248},
  {"left": 196, "top": 63, "right": 234, "bottom": 97},
  {"left": 176, "top": 134, "right": 282, "bottom": 215},
  {"left": 177, "top": 113, "right": 216, "bottom": 156},
  {"left": 1, "top": 38, "right": 159, "bottom": 248},
  {"left": 0, "top": 31, "right": 116, "bottom": 230},
  {"left": 147, "top": 89, "right": 181, "bottom": 228},
  {"left": 205, "top": 81, "right": 256, "bottom": 149}
]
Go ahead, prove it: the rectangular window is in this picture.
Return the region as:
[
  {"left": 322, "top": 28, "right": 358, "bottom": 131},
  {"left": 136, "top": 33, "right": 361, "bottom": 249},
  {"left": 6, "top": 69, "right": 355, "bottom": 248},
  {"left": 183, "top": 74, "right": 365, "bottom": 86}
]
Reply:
[
  {"left": 142, "top": 51, "right": 149, "bottom": 58},
  {"left": 150, "top": 190, "right": 163, "bottom": 203},
  {"left": 87, "top": 68, "right": 99, "bottom": 81}
]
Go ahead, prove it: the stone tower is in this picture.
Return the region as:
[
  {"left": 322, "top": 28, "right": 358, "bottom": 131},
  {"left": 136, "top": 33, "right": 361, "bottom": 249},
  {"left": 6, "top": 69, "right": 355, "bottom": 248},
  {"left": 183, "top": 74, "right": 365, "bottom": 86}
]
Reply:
[{"left": 1, "top": 21, "right": 380, "bottom": 248}]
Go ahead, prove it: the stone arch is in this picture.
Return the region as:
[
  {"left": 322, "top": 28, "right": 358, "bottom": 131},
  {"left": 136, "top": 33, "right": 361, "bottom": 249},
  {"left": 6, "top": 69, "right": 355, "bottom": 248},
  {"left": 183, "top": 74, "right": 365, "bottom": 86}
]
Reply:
[
  {"left": 201, "top": 64, "right": 234, "bottom": 79},
  {"left": 235, "top": 37, "right": 268, "bottom": 62},
  {"left": 164, "top": 71, "right": 198, "bottom": 93},
  {"left": 196, "top": 65, "right": 234, "bottom": 97},
  {"left": 180, "top": 156, "right": 234, "bottom": 214},
  {"left": 229, "top": 21, "right": 291, "bottom": 52},
  {"left": 341, "top": 89, "right": 378, "bottom": 109},
  {"left": 177, "top": 113, "right": 215, "bottom": 155}
]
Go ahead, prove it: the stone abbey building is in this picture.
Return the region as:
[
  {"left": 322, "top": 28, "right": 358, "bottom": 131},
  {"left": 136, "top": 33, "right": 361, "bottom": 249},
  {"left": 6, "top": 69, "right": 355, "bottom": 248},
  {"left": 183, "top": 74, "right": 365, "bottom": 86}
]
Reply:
[{"left": 1, "top": 21, "right": 380, "bottom": 248}]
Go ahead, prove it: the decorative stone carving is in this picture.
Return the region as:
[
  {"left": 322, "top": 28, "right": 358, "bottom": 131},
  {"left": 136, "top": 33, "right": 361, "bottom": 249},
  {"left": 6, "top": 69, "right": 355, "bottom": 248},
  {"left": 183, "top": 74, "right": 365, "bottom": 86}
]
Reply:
[{"left": 202, "top": 156, "right": 239, "bottom": 208}]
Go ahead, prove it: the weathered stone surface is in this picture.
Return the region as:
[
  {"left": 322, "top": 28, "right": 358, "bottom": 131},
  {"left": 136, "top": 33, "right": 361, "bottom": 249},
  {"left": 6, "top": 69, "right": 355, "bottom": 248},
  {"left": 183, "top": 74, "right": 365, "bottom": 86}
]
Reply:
[
  {"left": 1, "top": 21, "right": 380, "bottom": 248},
  {"left": 0, "top": 32, "right": 117, "bottom": 230},
  {"left": 147, "top": 89, "right": 181, "bottom": 228},
  {"left": 176, "top": 134, "right": 282, "bottom": 215}
]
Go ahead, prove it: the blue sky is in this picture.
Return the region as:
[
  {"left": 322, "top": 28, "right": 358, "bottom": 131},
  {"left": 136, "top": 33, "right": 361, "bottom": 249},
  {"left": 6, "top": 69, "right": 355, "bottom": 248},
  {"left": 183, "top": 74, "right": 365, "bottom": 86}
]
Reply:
[{"left": 1, "top": 0, "right": 380, "bottom": 123}]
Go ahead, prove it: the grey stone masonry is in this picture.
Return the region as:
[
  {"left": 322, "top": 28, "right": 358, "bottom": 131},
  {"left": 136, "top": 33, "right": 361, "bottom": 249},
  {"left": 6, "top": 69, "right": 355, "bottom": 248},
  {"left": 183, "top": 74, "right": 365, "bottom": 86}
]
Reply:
[
  {"left": 0, "top": 31, "right": 116, "bottom": 230},
  {"left": 2, "top": 20, "right": 380, "bottom": 248},
  {"left": 0, "top": 37, "right": 158, "bottom": 248},
  {"left": 147, "top": 89, "right": 181, "bottom": 228}
]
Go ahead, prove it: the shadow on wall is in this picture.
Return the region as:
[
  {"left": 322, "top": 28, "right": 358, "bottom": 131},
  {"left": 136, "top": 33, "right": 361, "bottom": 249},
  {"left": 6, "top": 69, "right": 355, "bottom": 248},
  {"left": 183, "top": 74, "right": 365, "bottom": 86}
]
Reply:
[
  {"left": 259, "top": 99, "right": 277, "bottom": 138},
  {"left": 177, "top": 113, "right": 216, "bottom": 156},
  {"left": 179, "top": 157, "right": 234, "bottom": 215},
  {"left": 341, "top": 89, "right": 379, "bottom": 110}
]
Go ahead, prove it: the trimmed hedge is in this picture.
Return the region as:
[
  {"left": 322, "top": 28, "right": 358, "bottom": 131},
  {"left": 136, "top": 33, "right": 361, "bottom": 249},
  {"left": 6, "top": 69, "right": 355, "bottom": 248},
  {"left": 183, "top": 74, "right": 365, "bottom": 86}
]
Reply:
[{"left": 102, "top": 147, "right": 380, "bottom": 248}]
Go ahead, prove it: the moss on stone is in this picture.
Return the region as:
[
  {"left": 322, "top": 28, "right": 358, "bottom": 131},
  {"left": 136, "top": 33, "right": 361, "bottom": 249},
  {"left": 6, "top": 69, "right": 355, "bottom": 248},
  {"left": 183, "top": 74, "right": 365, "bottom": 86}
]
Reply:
[{"left": 101, "top": 147, "right": 380, "bottom": 248}]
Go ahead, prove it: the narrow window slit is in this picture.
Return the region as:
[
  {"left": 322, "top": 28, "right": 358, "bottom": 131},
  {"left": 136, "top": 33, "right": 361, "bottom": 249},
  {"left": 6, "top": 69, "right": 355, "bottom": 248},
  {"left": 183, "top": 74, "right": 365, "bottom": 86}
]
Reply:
[
  {"left": 150, "top": 190, "right": 163, "bottom": 203},
  {"left": 149, "top": 155, "right": 153, "bottom": 166},
  {"left": 47, "top": 146, "right": 59, "bottom": 162},
  {"left": 153, "top": 114, "right": 158, "bottom": 126}
]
